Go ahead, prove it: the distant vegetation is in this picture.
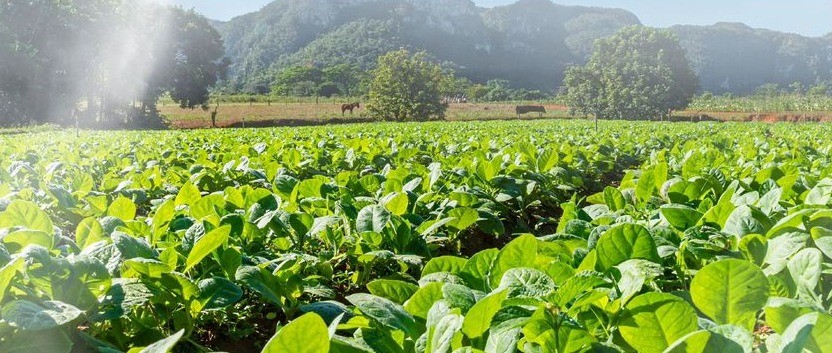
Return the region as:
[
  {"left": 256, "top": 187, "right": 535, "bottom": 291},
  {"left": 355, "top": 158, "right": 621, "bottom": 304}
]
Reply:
[
  {"left": 689, "top": 83, "right": 832, "bottom": 112},
  {"left": 564, "top": 26, "right": 698, "bottom": 121},
  {"left": 214, "top": 0, "right": 832, "bottom": 96},
  {"left": 367, "top": 50, "right": 448, "bottom": 121},
  {"left": 269, "top": 64, "right": 369, "bottom": 98},
  {"left": 233, "top": 63, "right": 552, "bottom": 104},
  {"left": 216, "top": 0, "right": 640, "bottom": 93}
]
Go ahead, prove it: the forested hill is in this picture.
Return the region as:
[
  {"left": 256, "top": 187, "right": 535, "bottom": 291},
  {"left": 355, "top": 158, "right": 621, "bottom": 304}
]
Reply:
[
  {"left": 215, "top": 0, "right": 639, "bottom": 92},
  {"left": 214, "top": 0, "right": 832, "bottom": 94},
  {"left": 671, "top": 23, "right": 832, "bottom": 94}
]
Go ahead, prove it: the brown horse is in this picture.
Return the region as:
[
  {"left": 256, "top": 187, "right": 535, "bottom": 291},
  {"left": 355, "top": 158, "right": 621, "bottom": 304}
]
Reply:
[{"left": 341, "top": 102, "right": 360, "bottom": 115}]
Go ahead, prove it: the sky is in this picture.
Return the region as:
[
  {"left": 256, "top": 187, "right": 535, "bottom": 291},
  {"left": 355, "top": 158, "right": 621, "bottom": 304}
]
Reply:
[{"left": 165, "top": 0, "right": 832, "bottom": 37}]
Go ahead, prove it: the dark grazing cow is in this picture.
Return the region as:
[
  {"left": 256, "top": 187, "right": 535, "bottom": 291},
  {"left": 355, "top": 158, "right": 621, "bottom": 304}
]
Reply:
[
  {"left": 341, "top": 102, "right": 360, "bottom": 115},
  {"left": 516, "top": 105, "right": 546, "bottom": 118}
]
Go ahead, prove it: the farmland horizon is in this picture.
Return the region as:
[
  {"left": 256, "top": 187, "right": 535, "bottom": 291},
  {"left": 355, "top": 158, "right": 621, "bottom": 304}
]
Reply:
[{"left": 163, "top": 0, "right": 832, "bottom": 37}]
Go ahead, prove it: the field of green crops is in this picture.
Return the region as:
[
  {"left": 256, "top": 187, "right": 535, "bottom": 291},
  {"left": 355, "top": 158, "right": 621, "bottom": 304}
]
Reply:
[{"left": 0, "top": 120, "right": 831, "bottom": 353}]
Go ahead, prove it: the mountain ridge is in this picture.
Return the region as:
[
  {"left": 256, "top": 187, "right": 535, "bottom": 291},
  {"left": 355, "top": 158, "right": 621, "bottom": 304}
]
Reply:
[{"left": 214, "top": 0, "right": 832, "bottom": 94}]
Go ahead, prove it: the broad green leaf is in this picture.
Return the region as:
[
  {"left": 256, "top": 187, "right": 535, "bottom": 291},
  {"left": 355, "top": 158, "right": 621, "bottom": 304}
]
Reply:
[
  {"left": 427, "top": 313, "right": 463, "bottom": 353},
  {"left": 190, "top": 194, "right": 224, "bottom": 220},
  {"left": 300, "top": 301, "right": 351, "bottom": 324},
  {"left": 124, "top": 258, "right": 173, "bottom": 278},
  {"left": 699, "top": 188, "right": 736, "bottom": 228},
  {"left": 460, "top": 248, "right": 498, "bottom": 292},
  {"left": 348, "top": 293, "right": 418, "bottom": 338},
  {"left": 815, "top": 234, "right": 832, "bottom": 259},
  {"left": 775, "top": 313, "right": 817, "bottom": 353},
  {"left": 3, "top": 229, "right": 53, "bottom": 252},
  {"left": 152, "top": 200, "right": 176, "bottom": 231},
  {"left": 595, "top": 224, "right": 660, "bottom": 272},
  {"left": 261, "top": 313, "right": 330, "bottom": 353},
  {"left": 664, "top": 330, "right": 745, "bottom": 353},
  {"left": 805, "top": 178, "right": 832, "bottom": 206},
  {"left": 447, "top": 207, "right": 479, "bottom": 231},
  {"left": 0, "top": 258, "right": 23, "bottom": 302},
  {"left": 765, "top": 299, "right": 832, "bottom": 353},
  {"left": 764, "top": 298, "right": 814, "bottom": 332},
  {"left": 615, "top": 259, "right": 663, "bottom": 304},
  {"left": 537, "top": 149, "right": 559, "bottom": 172},
  {"left": 137, "top": 330, "right": 185, "bottom": 353},
  {"left": 442, "top": 283, "right": 476, "bottom": 312},
  {"left": 235, "top": 266, "right": 283, "bottom": 305},
  {"left": 807, "top": 313, "right": 832, "bottom": 353},
  {"left": 708, "top": 325, "right": 754, "bottom": 353},
  {"left": 485, "top": 322, "right": 522, "bottom": 353},
  {"left": 620, "top": 293, "right": 698, "bottom": 353},
  {"left": 552, "top": 272, "right": 607, "bottom": 308},
  {"left": 309, "top": 216, "right": 341, "bottom": 237},
  {"left": 0, "top": 200, "right": 53, "bottom": 234},
  {"left": 297, "top": 178, "right": 324, "bottom": 199},
  {"left": 194, "top": 277, "right": 243, "bottom": 311},
  {"left": 356, "top": 205, "right": 390, "bottom": 233},
  {"left": 636, "top": 168, "right": 657, "bottom": 203},
  {"left": 76, "top": 217, "right": 105, "bottom": 250},
  {"left": 524, "top": 320, "right": 595, "bottom": 353},
  {"left": 764, "top": 232, "right": 808, "bottom": 276},
  {"left": 112, "top": 231, "right": 156, "bottom": 260},
  {"left": 418, "top": 217, "right": 455, "bottom": 236},
  {"left": 476, "top": 211, "right": 505, "bottom": 237},
  {"left": 185, "top": 225, "right": 230, "bottom": 272},
  {"left": 404, "top": 282, "right": 444, "bottom": 319},
  {"left": 690, "top": 259, "right": 769, "bottom": 330},
  {"left": 2, "top": 300, "right": 83, "bottom": 331},
  {"left": 108, "top": 196, "right": 136, "bottom": 221},
  {"left": 175, "top": 182, "right": 201, "bottom": 206},
  {"left": 461, "top": 290, "right": 508, "bottom": 339},
  {"left": 273, "top": 175, "right": 299, "bottom": 199},
  {"left": 383, "top": 192, "right": 409, "bottom": 216},
  {"left": 738, "top": 234, "right": 767, "bottom": 266},
  {"left": 366, "top": 280, "right": 419, "bottom": 305},
  {"left": 358, "top": 327, "right": 406, "bottom": 353},
  {"left": 489, "top": 235, "right": 538, "bottom": 288},
  {"left": 450, "top": 192, "right": 479, "bottom": 207},
  {"left": 661, "top": 205, "right": 704, "bottom": 230},
  {"left": 604, "top": 187, "right": 626, "bottom": 211},
  {"left": 723, "top": 205, "right": 770, "bottom": 237},
  {"left": 767, "top": 210, "right": 813, "bottom": 238},
  {"left": 787, "top": 248, "right": 822, "bottom": 303},
  {"left": 0, "top": 328, "right": 72, "bottom": 353},
  {"left": 497, "top": 268, "right": 555, "bottom": 298},
  {"left": 423, "top": 256, "right": 468, "bottom": 276}
]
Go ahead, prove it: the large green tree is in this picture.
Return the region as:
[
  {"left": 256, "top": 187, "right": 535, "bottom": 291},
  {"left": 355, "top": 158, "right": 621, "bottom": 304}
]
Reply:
[
  {"left": 270, "top": 64, "right": 366, "bottom": 97},
  {"left": 564, "top": 26, "right": 699, "bottom": 121},
  {"left": 0, "top": 1, "right": 227, "bottom": 127},
  {"left": 367, "top": 50, "right": 448, "bottom": 121}
]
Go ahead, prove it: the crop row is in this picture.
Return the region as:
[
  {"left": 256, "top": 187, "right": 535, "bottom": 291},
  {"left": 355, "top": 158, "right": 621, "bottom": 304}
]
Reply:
[{"left": 0, "top": 121, "right": 830, "bottom": 352}]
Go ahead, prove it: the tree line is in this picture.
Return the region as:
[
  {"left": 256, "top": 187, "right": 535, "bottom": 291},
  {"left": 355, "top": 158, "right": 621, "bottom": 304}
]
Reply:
[
  {"left": 365, "top": 26, "right": 701, "bottom": 122},
  {"left": 0, "top": 1, "right": 227, "bottom": 128},
  {"left": 263, "top": 63, "right": 550, "bottom": 103}
]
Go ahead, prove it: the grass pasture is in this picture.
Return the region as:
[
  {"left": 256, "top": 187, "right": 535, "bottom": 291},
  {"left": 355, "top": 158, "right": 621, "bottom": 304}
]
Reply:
[
  {"left": 159, "top": 102, "right": 574, "bottom": 128},
  {"left": 159, "top": 100, "right": 832, "bottom": 129}
]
